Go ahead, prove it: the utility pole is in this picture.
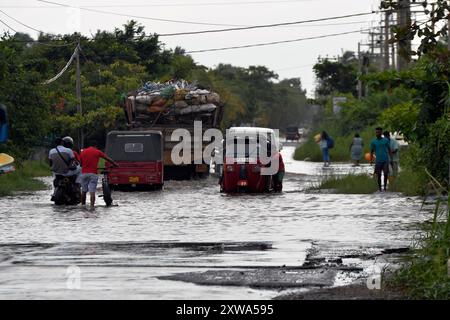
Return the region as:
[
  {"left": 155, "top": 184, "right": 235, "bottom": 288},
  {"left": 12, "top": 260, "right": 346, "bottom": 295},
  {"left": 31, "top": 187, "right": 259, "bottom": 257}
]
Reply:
[
  {"left": 431, "top": 3, "right": 436, "bottom": 34},
  {"left": 370, "top": 32, "right": 375, "bottom": 57},
  {"left": 384, "top": 11, "right": 391, "bottom": 70},
  {"left": 397, "top": 0, "right": 411, "bottom": 71},
  {"left": 75, "top": 40, "right": 84, "bottom": 150},
  {"left": 358, "top": 42, "right": 362, "bottom": 99},
  {"left": 390, "top": 13, "right": 396, "bottom": 70},
  {"left": 448, "top": 5, "right": 450, "bottom": 51}
]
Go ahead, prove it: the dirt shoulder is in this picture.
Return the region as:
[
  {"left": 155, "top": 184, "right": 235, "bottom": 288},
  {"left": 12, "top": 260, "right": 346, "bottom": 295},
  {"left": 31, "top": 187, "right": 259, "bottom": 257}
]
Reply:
[{"left": 274, "top": 281, "right": 409, "bottom": 300}]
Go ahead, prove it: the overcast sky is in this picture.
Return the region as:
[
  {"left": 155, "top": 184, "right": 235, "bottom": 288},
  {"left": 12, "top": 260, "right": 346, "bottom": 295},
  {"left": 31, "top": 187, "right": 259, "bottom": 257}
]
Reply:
[{"left": 0, "top": 0, "right": 393, "bottom": 96}]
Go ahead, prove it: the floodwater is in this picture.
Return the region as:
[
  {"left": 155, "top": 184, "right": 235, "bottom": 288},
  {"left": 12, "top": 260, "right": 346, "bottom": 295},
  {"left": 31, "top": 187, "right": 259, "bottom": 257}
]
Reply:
[{"left": 0, "top": 145, "right": 426, "bottom": 299}]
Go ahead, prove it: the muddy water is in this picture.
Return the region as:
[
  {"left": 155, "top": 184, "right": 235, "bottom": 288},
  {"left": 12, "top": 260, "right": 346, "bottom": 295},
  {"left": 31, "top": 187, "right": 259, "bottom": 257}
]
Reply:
[{"left": 0, "top": 145, "right": 425, "bottom": 299}]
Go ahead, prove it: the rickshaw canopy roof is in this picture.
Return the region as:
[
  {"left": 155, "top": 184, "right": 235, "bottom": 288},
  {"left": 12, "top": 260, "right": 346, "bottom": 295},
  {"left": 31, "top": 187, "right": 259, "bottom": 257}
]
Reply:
[
  {"left": 106, "top": 130, "right": 163, "bottom": 162},
  {"left": 227, "top": 127, "right": 279, "bottom": 148}
]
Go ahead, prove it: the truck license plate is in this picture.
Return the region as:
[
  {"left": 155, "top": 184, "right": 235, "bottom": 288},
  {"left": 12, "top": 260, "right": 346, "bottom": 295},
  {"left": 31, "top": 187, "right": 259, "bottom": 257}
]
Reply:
[
  {"left": 129, "top": 176, "right": 140, "bottom": 183},
  {"left": 196, "top": 164, "right": 208, "bottom": 173}
]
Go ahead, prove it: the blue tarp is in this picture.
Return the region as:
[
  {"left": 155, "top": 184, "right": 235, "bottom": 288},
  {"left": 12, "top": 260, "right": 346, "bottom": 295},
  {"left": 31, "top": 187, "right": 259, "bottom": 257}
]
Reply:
[{"left": 0, "top": 104, "right": 8, "bottom": 144}]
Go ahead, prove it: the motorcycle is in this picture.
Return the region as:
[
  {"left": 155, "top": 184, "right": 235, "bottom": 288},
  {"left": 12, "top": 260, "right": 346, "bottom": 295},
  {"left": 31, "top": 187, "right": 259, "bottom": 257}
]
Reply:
[{"left": 52, "top": 175, "right": 81, "bottom": 206}]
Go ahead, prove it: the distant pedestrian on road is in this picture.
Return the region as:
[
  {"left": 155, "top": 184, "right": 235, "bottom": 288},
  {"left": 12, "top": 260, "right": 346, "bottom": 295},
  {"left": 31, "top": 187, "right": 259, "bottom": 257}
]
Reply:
[
  {"left": 383, "top": 131, "right": 400, "bottom": 181},
  {"left": 349, "top": 133, "right": 364, "bottom": 166},
  {"left": 370, "top": 127, "right": 391, "bottom": 192},
  {"left": 80, "top": 140, "right": 119, "bottom": 208},
  {"left": 319, "top": 131, "right": 332, "bottom": 167}
]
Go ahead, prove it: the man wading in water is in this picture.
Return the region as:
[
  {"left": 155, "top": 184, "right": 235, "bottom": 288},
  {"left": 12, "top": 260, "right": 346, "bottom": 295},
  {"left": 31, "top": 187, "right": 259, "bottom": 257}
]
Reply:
[
  {"left": 80, "top": 140, "right": 119, "bottom": 208},
  {"left": 370, "top": 127, "right": 391, "bottom": 192}
]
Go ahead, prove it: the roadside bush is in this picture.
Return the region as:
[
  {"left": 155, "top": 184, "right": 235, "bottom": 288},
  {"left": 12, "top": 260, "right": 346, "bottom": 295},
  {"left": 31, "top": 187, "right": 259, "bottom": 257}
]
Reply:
[
  {"left": 379, "top": 101, "right": 421, "bottom": 141},
  {"left": 419, "top": 117, "right": 450, "bottom": 185},
  {"left": 389, "top": 168, "right": 427, "bottom": 196},
  {"left": 312, "top": 174, "right": 378, "bottom": 194},
  {"left": 0, "top": 161, "right": 50, "bottom": 197},
  {"left": 389, "top": 178, "right": 450, "bottom": 299}
]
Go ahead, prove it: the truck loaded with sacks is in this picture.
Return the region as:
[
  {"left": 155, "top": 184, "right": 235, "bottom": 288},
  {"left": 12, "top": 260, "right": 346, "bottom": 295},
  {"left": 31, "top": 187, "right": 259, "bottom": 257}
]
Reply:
[{"left": 123, "top": 80, "right": 225, "bottom": 180}]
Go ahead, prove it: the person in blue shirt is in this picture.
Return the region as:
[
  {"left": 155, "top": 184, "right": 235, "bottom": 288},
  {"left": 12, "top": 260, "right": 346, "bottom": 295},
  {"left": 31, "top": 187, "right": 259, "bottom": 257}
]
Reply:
[
  {"left": 370, "top": 127, "right": 391, "bottom": 191},
  {"left": 319, "top": 131, "right": 331, "bottom": 167}
]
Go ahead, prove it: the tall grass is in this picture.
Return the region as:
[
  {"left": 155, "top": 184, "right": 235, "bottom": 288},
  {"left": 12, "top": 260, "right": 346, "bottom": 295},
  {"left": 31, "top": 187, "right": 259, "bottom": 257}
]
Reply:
[
  {"left": 0, "top": 161, "right": 51, "bottom": 197},
  {"left": 311, "top": 174, "right": 379, "bottom": 194},
  {"left": 389, "top": 173, "right": 450, "bottom": 299},
  {"left": 311, "top": 170, "right": 425, "bottom": 196},
  {"left": 389, "top": 168, "right": 427, "bottom": 196}
]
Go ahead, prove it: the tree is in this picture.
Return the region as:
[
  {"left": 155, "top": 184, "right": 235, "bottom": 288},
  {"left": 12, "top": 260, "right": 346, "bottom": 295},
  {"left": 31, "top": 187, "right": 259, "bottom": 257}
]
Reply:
[
  {"left": 313, "top": 54, "right": 358, "bottom": 97},
  {"left": 0, "top": 40, "right": 51, "bottom": 159},
  {"left": 380, "top": 0, "right": 450, "bottom": 56}
]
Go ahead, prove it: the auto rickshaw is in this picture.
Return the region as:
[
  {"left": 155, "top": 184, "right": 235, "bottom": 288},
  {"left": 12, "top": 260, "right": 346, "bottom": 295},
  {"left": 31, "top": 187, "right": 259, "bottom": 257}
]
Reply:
[
  {"left": 220, "top": 127, "right": 282, "bottom": 193},
  {"left": 105, "top": 130, "right": 164, "bottom": 190}
]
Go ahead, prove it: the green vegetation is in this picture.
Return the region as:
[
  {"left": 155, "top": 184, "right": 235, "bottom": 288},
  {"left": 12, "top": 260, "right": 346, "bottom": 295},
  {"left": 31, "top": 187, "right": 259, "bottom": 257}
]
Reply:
[
  {"left": 313, "top": 52, "right": 359, "bottom": 98},
  {"left": 312, "top": 174, "right": 378, "bottom": 194},
  {"left": 311, "top": 169, "right": 425, "bottom": 196},
  {"left": 0, "top": 21, "right": 311, "bottom": 160},
  {"left": 293, "top": 138, "right": 322, "bottom": 162},
  {"left": 0, "top": 161, "right": 51, "bottom": 197},
  {"left": 303, "top": 139, "right": 429, "bottom": 196},
  {"left": 305, "top": 0, "right": 450, "bottom": 298},
  {"left": 389, "top": 176, "right": 450, "bottom": 299},
  {"left": 192, "top": 65, "right": 309, "bottom": 129},
  {"left": 296, "top": 49, "right": 449, "bottom": 192},
  {"left": 388, "top": 169, "right": 427, "bottom": 197}
]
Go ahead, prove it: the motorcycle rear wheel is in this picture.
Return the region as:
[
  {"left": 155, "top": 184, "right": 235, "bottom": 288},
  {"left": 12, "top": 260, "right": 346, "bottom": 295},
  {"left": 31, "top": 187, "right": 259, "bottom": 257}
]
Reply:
[{"left": 102, "top": 180, "right": 113, "bottom": 207}]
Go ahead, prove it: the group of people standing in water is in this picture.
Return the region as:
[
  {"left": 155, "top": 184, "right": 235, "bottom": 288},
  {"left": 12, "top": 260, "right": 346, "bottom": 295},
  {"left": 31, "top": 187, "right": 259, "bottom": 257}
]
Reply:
[{"left": 317, "top": 127, "right": 400, "bottom": 191}]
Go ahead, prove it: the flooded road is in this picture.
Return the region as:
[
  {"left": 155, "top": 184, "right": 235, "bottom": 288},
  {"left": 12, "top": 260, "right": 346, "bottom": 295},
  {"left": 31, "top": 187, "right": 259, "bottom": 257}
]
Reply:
[{"left": 0, "top": 145, "right": 426, "bottom": 299}]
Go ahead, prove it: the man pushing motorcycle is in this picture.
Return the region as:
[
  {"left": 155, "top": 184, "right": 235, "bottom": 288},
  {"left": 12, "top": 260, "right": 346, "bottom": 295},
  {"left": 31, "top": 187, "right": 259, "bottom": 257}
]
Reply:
[{"left": 80, "top": 140, "right": 119, "bottom": 208}]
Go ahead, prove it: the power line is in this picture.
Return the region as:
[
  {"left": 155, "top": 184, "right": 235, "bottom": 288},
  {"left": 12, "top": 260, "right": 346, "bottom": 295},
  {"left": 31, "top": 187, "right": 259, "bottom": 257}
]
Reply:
[
  {"left": 0, "top": 18, "right": 16, "bottom": 33},
  {"left": 186, "top": 29, "right": 368, "bottom": 53},
  {"left": 158, "top": 11, "right": 380, "bottom": 37},
  {"left": 1, "top": 37, "right": 78, "bottom": 46},
  {"left": 37, "top": 0, "right": 248, "bottom": 27},
  {"left": 0, "top": 10, "right": 78, "bottom": 47},
  {"left": 0, "top": 10, "right": 45, "bottom": 33},
  {"left": 285, "top": 20, "right": 372, "bottom": 27},
  {"left": 2, "top": 1, "right": 318, "bottom": 9},
  {"left": 38, "top": 0, "right": 386, "bottom": 31},
  {"left": 2, "top": 0, "right": 429, "bottom": 9}
]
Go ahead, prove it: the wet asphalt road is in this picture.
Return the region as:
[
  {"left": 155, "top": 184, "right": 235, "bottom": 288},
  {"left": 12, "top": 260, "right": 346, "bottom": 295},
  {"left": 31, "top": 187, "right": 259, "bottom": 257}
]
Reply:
[{"left": 0, "top": 145, "right": 426, "bottom": 299}]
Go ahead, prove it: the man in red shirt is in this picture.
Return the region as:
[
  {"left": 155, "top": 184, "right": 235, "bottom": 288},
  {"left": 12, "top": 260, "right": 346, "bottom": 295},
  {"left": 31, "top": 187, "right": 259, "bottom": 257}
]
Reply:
[{"left": 80, "top": 140, "right": 118, "bottom": 207}]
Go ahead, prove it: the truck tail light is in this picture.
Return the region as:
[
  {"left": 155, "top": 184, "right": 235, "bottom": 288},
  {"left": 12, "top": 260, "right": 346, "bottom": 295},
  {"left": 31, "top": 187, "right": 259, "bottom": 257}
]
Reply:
[{"left": 237, "top": 180, "right": 248, "bottom": 187}]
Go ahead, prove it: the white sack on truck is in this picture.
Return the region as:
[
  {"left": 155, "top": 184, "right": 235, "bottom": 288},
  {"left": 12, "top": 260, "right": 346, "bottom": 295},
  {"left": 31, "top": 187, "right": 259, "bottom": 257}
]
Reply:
[{"left": 175, "top": 103, "right": 217, "bottom": 115}]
